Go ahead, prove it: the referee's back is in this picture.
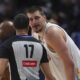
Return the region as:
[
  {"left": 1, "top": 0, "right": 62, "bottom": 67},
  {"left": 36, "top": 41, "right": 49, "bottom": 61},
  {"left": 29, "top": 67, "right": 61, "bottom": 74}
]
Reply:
[{"left": 0, "top": 35, "right": 48, "bottom": 80}]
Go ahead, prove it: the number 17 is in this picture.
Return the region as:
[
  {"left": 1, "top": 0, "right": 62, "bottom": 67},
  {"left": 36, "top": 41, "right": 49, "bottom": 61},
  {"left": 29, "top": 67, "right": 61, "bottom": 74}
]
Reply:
[{"left": 24, "top": 44, "right": 34, "bottom": 58}]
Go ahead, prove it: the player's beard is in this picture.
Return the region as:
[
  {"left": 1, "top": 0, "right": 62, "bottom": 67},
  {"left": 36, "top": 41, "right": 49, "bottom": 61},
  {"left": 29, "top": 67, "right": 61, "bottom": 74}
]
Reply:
[{"left": 35, "top": 27, "right": 42, "bottom": 33}]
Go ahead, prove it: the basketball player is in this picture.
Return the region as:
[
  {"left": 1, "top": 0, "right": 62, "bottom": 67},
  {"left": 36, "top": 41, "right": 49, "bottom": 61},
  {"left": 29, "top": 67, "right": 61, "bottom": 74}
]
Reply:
[
  {"left": 0, "top": 21, "right": 16, "bottom": 80},
  {"left": 0, "top": 14, "right": 56, "bottom": 80},
  {"left": 26, "top": 6, "right": 80, "bottom": 80}
]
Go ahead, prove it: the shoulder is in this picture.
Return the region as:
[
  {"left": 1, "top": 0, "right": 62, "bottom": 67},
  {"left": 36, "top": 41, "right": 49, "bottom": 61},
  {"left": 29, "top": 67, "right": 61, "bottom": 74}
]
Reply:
[
  {"left": 26, "top": 36, "right": 41, "bottom": 43},
  {"left": 46, "top": 23, "right": 61, "bottom": 36},
  {"left": 45, "top": 23, "right": 66, "bottom": 40},
  {"left": 0, "top": 35, "right": 16, "bottom": 47}
]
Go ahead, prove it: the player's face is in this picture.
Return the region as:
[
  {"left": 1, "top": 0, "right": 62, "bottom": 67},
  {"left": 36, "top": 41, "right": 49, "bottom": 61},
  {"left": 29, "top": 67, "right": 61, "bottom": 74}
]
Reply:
[{"left": 27, "top": 11, "right": 46, "bottom": 33}]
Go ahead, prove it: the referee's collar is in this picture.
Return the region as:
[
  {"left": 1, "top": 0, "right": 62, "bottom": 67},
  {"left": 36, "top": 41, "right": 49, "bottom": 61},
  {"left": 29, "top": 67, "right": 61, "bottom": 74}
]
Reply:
[{"left": 16, "top": 35, "right": 32, "bottom": 38}]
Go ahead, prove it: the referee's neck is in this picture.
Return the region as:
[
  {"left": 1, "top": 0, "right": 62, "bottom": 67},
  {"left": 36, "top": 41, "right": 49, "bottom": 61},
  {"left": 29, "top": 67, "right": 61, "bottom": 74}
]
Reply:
[{"left": 16, "top": 29, "right": 28, "bottom": 35}]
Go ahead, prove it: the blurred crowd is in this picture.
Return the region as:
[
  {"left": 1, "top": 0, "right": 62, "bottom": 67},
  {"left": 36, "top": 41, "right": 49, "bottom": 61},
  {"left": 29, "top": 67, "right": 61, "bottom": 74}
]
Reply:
[{"left": 0, "top": 0, "right": 80, "bottom": 47}]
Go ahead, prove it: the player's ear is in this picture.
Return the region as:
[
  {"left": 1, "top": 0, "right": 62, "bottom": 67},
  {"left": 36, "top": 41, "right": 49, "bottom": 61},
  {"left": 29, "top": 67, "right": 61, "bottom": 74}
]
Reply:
[{"left": 43, "top": 15, "right": 47, "bottom": 20}]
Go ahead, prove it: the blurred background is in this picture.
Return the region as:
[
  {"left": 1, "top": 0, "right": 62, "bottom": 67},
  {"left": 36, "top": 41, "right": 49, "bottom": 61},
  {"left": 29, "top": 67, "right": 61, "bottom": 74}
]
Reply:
[{"left": 0, "top": 0, "right": 80, "bottom": 48}]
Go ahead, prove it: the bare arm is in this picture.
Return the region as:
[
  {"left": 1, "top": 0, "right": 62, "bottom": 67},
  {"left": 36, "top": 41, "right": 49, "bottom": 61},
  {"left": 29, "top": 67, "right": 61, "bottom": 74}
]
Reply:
[
  {"left": 45, "top": 27, "right": 75, "bottom": 80},
  {"left": 0, "top": 58, "right": 8, "bottom": 80},
  {"left": 40, "top": 63, "right": 56, "bottom": 80}
]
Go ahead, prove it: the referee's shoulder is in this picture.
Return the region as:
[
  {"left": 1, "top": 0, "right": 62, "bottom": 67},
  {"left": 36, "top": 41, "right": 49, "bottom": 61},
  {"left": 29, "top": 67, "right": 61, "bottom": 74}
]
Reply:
[{"left": 30, "top": 36, "right": 41, "bottom": 43}]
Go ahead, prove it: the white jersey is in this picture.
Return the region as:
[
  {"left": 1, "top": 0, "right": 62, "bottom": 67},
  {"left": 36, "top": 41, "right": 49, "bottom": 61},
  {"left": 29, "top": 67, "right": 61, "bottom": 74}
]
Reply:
[{"left": 32, "top": 22, "right": 80, "bottom": 80}]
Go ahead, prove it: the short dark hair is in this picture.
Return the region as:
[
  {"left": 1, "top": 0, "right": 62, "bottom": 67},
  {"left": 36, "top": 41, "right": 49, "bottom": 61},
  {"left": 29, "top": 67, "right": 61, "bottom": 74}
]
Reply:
[
  {"left": 13, "top": 14, "right": 29, "bottom": 30},
  {"left": 26, "top": 6, "right": 45, "bottom": 15}
]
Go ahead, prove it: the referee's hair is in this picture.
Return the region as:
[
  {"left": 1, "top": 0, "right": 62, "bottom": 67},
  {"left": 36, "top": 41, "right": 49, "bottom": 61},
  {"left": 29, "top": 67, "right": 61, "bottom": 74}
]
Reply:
[{"left": 13, "top": 13, "right": 29, "bottom": 30}]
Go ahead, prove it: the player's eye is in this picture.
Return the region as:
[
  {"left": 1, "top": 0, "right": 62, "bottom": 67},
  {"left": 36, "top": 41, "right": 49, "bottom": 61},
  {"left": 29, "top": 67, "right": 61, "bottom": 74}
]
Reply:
[{"left": 35, "top": 16, "right": 40, "bottom": 20}]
